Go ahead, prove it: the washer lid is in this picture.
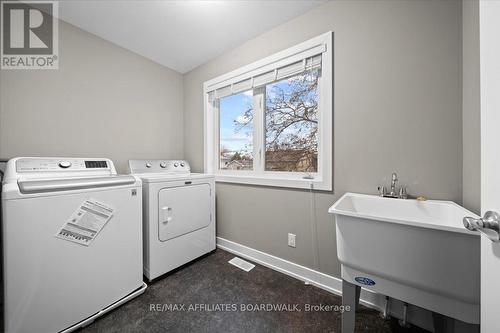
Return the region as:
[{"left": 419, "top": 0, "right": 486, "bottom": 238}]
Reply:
[{"left": 17, "top": 175, "right": 137, "bottom": 194}]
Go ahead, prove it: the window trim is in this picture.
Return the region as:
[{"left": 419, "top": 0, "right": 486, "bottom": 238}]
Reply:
[{"left": 203, "top": 32, "right": 333, "bottom": 191}]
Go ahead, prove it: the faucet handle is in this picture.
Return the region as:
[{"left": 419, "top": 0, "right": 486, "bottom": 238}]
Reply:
[
  {"left": 399, "top": 187, "right": 408, "bottom": 199},
  {"left": 377, "top": 186, "right": 387, "bottom": 197},
  {"left": 392, "top": 173, "right": 398, "bottom": 181}
]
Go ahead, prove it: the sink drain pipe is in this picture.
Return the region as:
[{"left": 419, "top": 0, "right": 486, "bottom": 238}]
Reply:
[
  {"left": 380, "top": 296, "right": 411, "bottom": 328},
  {"left": 399, "top": 302, "right": 410, "bottom": 328},
  {"left": 380, "top": 298, "right": 412, "bottom": 329},
  {"left": 381, "top": 296, "right": 389, "bottom": 320}
]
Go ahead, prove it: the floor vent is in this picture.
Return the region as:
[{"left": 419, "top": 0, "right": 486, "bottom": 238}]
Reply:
[{"left": 228, "top": 257, "right": 255, "bottom": 272}]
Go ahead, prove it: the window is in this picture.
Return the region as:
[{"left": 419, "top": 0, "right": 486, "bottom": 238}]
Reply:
[{"left": 204, "top": 32, "right": 332, "bottom": 190}]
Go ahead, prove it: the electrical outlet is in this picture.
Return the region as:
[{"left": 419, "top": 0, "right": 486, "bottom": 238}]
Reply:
[{"left": 288, "top": 233, "right": 296, "bottom": 248}]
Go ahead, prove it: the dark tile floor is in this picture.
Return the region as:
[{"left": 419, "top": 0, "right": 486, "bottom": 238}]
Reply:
[{"left": 77, "top": 250, "right": 430, "bottom": 333}]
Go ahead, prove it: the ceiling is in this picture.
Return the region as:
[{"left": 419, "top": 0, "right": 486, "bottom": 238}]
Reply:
[{"left": 58, "top": 0, "right": 325, "bottom": 73}]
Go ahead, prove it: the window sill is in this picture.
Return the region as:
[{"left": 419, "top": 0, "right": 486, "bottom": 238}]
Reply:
[{"left": 214, "top": 174, "right": 332, "bottom": 191}]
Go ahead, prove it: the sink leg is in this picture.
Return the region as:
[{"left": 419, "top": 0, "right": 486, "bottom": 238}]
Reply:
[
  {"left": 432, "top": 312, "right": 455, "bottom": 333},
  {"left": 342, "top": 279, "right": 360, "bottom": 333}
]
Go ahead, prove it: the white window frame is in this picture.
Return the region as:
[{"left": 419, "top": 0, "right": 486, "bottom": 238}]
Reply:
[{"left": 203, "top": 32, "right": 333, "bottom": 191}]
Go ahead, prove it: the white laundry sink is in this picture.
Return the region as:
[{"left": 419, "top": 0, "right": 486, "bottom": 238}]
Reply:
[{"left": 329, "top": 193, "right": 480, "bottom": 324}]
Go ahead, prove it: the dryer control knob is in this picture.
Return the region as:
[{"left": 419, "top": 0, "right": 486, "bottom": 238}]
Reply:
[
  {"left": 160, "top": 162, "right": 167, "bottom": 168},
  {"left": 180, "top": 162, "right": 185, "bottom": 167},
  {"left": 146, "top": 162, "right": 152, "bottom": 168},
  {"left": 174, "top": 163, "right": 179, "bottom": 167},
  {"left": 58, "top": 161, "right": 72, "bottom": 168}
]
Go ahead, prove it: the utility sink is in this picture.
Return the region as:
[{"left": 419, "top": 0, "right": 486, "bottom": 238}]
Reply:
[{"left": 329, "top": 193, "right": 480, "bottom": 325}]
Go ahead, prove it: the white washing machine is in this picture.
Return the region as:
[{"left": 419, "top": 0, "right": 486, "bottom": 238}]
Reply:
[
  {"left": 128, "top": 160, "right": 216, "bottom": 281},
  {"left": 1, "top": 157, "right": 147, "bottom": 333}
]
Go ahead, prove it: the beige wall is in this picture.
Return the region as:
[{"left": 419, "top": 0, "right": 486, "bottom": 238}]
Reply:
[
  {"left": 462, "top": 0, "right": 481, "bottom": 214},
  {"left": 0, "top": 20, "right": 184, "bottom": 173},
  {"left": 184, "top": 0, "right": 463, "bottom": 277}
]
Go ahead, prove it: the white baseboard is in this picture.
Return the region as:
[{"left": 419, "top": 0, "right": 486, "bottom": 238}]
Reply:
[
  {"left": 217, "top": 236, "right": 435, "bottom": 332},
  {"left": 216, "top": 237, "right": 382, "bottom": 309}
]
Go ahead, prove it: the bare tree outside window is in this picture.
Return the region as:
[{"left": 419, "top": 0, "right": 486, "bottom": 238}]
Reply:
[
  {"left": 264, "top": 69, "right": 320, "bottom": 172},
  {"left": 230, "top": 69, "right": 320, "bottom": 172}
]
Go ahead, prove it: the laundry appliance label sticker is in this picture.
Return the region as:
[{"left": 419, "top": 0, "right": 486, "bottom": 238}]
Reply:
[{"left": 55, "top": 199, "right": 114, "bottom": 246}]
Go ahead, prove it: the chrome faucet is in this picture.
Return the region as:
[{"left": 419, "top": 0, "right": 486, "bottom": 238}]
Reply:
[
  {"left": 390, "top": 173, "right": 398, "bottom": 197},
  {"left": 378, "top": 172, "right": 408, "bottom": 199}
]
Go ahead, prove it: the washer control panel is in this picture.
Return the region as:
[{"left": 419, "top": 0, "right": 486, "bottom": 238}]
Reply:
[
  {"left": 16, "top": 158, "right": 110, "bottom": 172},
  {"left": 128, "top": 160, "right": 190, "bottom": 174}
]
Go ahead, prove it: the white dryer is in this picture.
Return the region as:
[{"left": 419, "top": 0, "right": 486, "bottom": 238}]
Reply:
[
  {"left": 1, "top": 157, "right": 147, "bottom": 333},
  {"left": 129, "top": 160, "right": 216, "bottom": 281}
]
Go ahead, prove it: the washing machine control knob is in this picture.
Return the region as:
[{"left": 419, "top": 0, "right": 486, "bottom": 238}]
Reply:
[
  {"left": 146, "top": 162, "right": 152, "bottom": 168},
  {"left": 160, "top": 162, "right": 167, "bottom": 168},
  {"left": 174, "top": 162, "right": 179, "bottom": 167},
  {"left": 58, "top": 161, "right": 72, "bottom": 169},
  {"left": 180, "top": 162, "right": 185, "bottom": 167}
]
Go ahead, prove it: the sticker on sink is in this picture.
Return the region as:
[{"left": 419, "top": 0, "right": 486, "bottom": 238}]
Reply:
[{"left": 355, "top": 277, "right": 376, "bottom": 286}]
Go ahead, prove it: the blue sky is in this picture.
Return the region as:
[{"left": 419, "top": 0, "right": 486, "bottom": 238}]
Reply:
[{"left": 219, "top": 91, "right": 253, "bottom": 154}]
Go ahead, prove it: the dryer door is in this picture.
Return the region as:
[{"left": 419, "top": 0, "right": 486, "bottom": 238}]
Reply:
[{"left": 158, "top": 184, "right": 211, "bottom": 241}]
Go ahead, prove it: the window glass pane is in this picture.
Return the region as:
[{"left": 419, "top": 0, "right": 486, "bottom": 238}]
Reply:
[
  {"left": 219, "top": 90, "right": 254, "bottom": 170},
  {"left": 265, "top": 69, "right": 320, "bottom": 172}
]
